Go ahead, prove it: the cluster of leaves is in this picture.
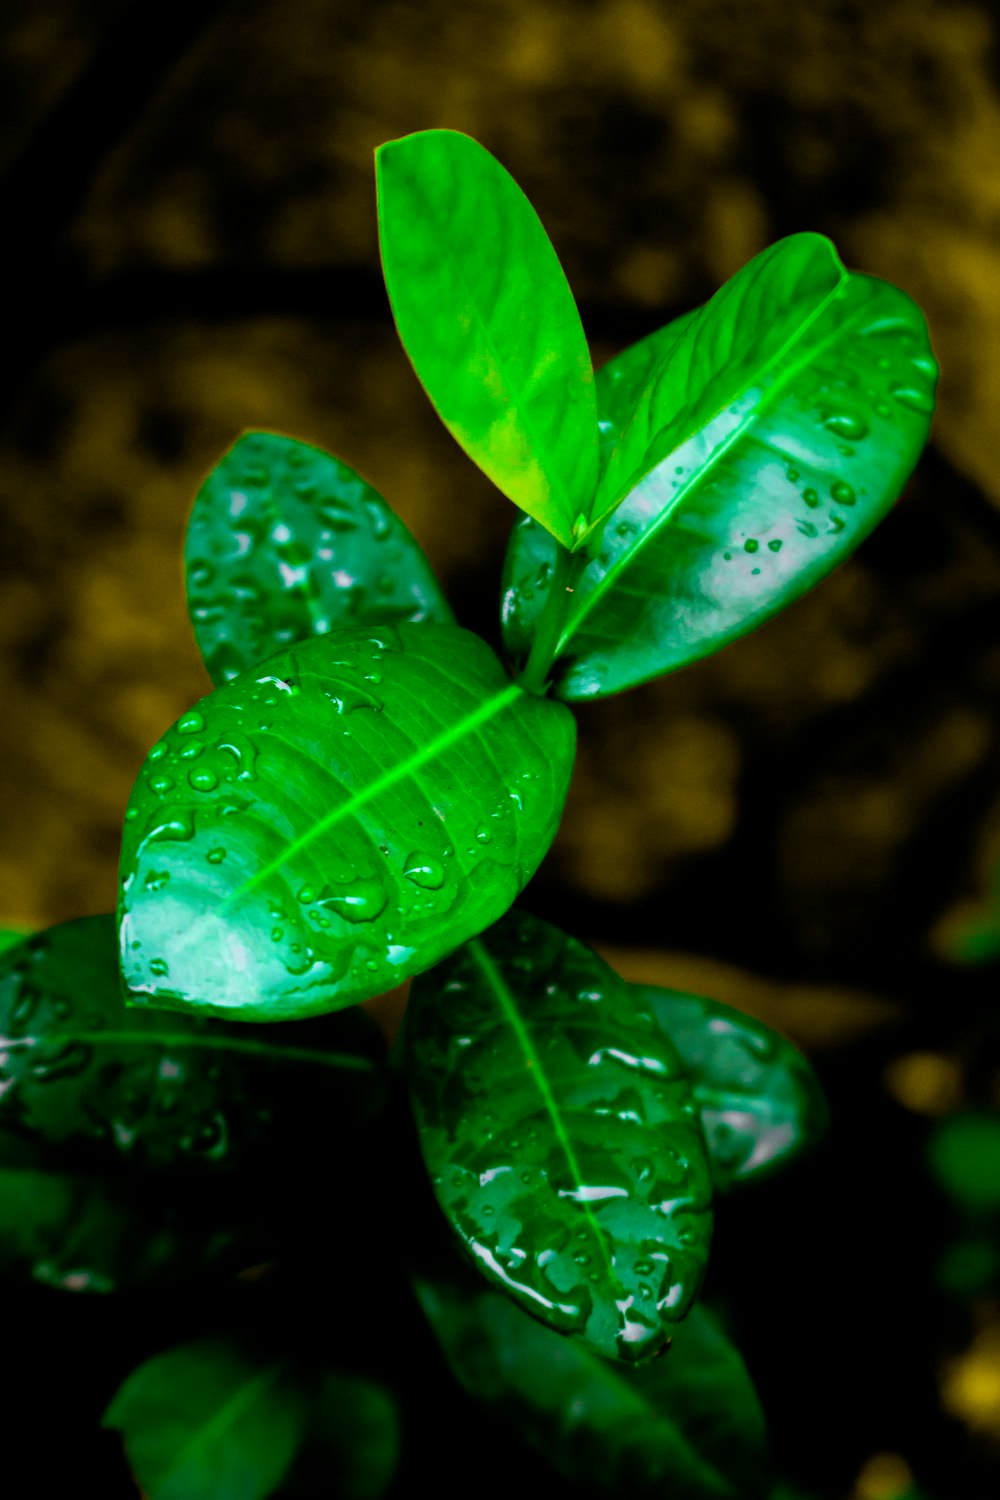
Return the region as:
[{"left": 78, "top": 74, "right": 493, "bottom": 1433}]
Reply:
[{"left": 1, "top": 130, "right": 935, "bottom": 1497}]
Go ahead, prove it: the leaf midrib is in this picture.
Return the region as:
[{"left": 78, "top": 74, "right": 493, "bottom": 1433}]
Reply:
[
  {"left": 467, "top": 939, "right": 618, "bottom": 1293},
  {"left": 153, "top": 1360, "right": 285, "bottom": 1496},
  {"left": 563, "top": 271, "right": 861, "bottom": 652}
]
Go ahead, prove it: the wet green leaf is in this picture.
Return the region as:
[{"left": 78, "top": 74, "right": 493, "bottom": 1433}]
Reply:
[
  {"left": 376, "top": 129, "right": 598, "bottom": 549},
  {"left": 414, "top": 1258, "right": 767, "bottom": 1497},
  {"left": 502, "top": 234, "right": 936, "bottom": 698},
  {"left": 120, "top": 624, "right": 574, "bottom": 1019},
  {"left": 103, "top": 1337, "right": 307, "bottom": 1500},
  {"left": 405, "top": 912, "right": 713, "bottom": 1363},
  {"left": 638, "top": 985, "right": 828, "bottom": 1191},
  {"left": 0, "top": 915, "right": 385, "bottom": 1170},
  {"left": 186, "top": 431, "right": 453, "bottom": 688},
  {"left": 0, "top": 1130, "right": 269, "bottom": 1291}
]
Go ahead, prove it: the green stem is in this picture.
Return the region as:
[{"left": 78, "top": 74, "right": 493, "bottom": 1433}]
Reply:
[{"left": 517, "top": 543, "right": 579, "bottom": 696}]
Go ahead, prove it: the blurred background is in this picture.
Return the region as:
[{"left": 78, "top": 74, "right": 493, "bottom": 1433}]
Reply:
[{"left": 2, "top": 1, "right": 1000, "bottom": 1496}]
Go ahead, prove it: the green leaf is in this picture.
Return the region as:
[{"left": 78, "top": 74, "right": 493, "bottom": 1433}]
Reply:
[
  {"left": 0, "top": 1130, "right": 269, "bottom": 1291},
  {"left": 376, "top": 129, "right": 598, "bottom": 549},
  {"left": 927, "top": 1113, "right": 1000, "bottom": 1215},
  {"left": 119, "top": 624, "right": 574, "bottom": 1019},
  {"left": 296, "top": 1371, "right": 401, "bottom": 1500},
  {"left": 0, "top": 915, "right": 385, "bottom": 1169},
  {"left": 637, "top": 985, "right": 828, "bottom": 1192},
  {"left": 103, "top": 1337, "right": 307, "bottom": 1500},
  {"left": 0, "top": 928, "right": 30, "bottom": 955},
  {"left": 405, "top": 912, "right": 713, "bottom": 1363},
  {"left": 414, "top": 1259, "right": 767, "bottom": 1497},
  {"left": 186, "top": 431, "right": 454, "bottom": 688},
  {"left": 502, "top": 234, "right": 936, "bottom": 698}
]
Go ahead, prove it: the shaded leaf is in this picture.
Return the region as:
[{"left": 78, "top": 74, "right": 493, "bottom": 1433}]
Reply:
[
  {"left": 502, "top": 236, "right": 936, "bottom": 698},
  {"left": 186, "top": 431, "right": 453, "bottom": 688},
  {"left": 103, "top": 1337, "right": 306, "bottom": 1500},
  {"left": 927, "top": 1113, "right": 1000, "bottom": 1215},
  {"left": 288, "top": 1371, "right": 400, "bottom": 1500},
  {"left": 405, "top": 912, "right": 713, "bottom": 1363},
  {"left": 0, "top": 916, "right": 385, "bottom": 1171},
  {"left": 377, "top": 129, "right": 598, "bottom": 549},
  {"left": 414, "top": 1257, "right": 767, "bottom": 1497},
  {"left": 120, "top": 624, "right": 574, "bottom": 1019},
  {"left": 0, "top": 1129, "right": 269, "bottom": 1291},
  {"left": 637, "top": 985, "right": 828, "bottom": 1191}
]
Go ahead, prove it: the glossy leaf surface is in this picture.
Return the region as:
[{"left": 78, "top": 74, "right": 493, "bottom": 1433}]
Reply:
[
  {"left": 186, "top": 431, "right": 453, "bottom": 688},
  {"left": 103, "top": 1338, "right": 306, "bottom": 1500},
  {"left": 377, "top": 129, "right": 598, "bottom": 549},
  {"left": 0, "top": 916, "right": 385, "bottom": 1169},
  {"left": 406, "top": 912, "right": 713, "bottom": 1363},
  {"left": 120, "top": 624, "right": 574, "bottom": 1019},
  {"left": 0, "top": 1130, "right": 268, "bottom": 1291},
  {"left": 639, "top": 985, "right": 828, "bottom": 1191},
  {"left": 414, "top": 1260, "right": 767, "bottom": 1497},
  {"left": 502, "top": 235, "right": 936, "bottom": 698}
]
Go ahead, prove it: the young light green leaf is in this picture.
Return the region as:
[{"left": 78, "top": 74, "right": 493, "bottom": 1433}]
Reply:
[
  {"left": 405, "top": 911, "right": 713, "bottom": 1364},
  {"left": 0, "top": 916, "right": 385, "bottom": 1170},
  {"left": 638, "top": 985, "right": 829, "bottom": 1192},
  {"left": 186, "top": 431, "right": 454, "bottom": 687},
  {"left": 0, "top": 1130, "right": 269, "bottom": 1291},
  {"left": 119, "top": 624, "right": 574, "bottom": 1020},
  {"left": 502, "top": 236, "right": 936, "bottom": 698},
  {"left": 376, "top": 129, "right": 598, "bottom": 549},
  {"left": 103, "top": 1337, "right": 307, "bottom": 1500},
  {"left": 414, "top": 1259, "right": 767, "bottom": 1497}
]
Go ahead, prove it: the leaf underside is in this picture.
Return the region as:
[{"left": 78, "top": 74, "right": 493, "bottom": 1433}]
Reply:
[
  {"left": 377, "top": 129, "right": 599, "bottom": 549},
  {"left": 405, "top": 912, "right": 713, "bottom": 1363},
  {"left": 119, "top": 624, "right": 575, "bottom": 1020},
  {"left": 186, "top": 430, "right": 453, "bottom": 689},
  {"left": 502, "top": 234, "right": 937, "bottom": 699}
]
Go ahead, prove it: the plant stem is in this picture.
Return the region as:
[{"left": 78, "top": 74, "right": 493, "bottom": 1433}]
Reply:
[{"left": 517, "top": 543, "right": 577, "bottom": 696}]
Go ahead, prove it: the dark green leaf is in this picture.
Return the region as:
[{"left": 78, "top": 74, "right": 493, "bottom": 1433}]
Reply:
[
  {"left": 637, "top": 985, "right": 828, "bottom": 1191},
  {"left": 0, "top": 1130, "right": 269, "bottom": 1291},
  {"left": 927, "top": 1113, "right": 1000, "bottom": 1215},
  {"left": 503, "top": 235, "right": 936, "bottom": 698},
  {"left": 103, "top": 1337, "right": 307, "bottom": 1500},
  {"left": 120, "top": 624, "right": 574, "bottom": 1019},
  {"left": 0, "top": 915, "right": 385, "bottom": 1170},
  {"left": 293, "top": 1371, "right": 400, "bottom": 1500},
  {"left": 186, "top": 431, "right": 453, "bottom": 687},
  {"left": 376, "top": 129, "right": 598, "bottom": 549},
  {"left": 414, "top": 1258, "right": 767, "bottom": 1497},
  {"left": 405, "top": 912, "right": 713, "bottom": 1363}
]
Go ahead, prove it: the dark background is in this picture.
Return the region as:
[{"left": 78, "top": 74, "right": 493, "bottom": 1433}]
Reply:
[{"left": 2, "top": 2, "right": 1000, "bottom": 1497}]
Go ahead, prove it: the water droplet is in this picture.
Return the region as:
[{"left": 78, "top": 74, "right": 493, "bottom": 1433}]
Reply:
[
  {"left": 207, "top": 847, "right": 227, "bottom": 864},
  {"left": 177, "top": 711, "right": 204, "bottom": 735},
  {"left": 891, "top": 384, "right": 934, "bottom": 415},
  {"left": 297, "top": 885, "right": 316, "bottom": 903},
  {"left": 147, "top": 811, "right": 195, "bottom": 843},
  {"left": 824, "top": 413, "right": 868, "bottom": 440},
  {"left": 744, "top": 538, "right": 759, "bottom": 553},
  {"left": 830, "top": 480, "right": 856, "bottom": 506},
  {"left": 722, "top": 551, "right": 732, "bottom": 561},
  {"left": 364, "top": 958, "right": 379, "bottom": 972},
  {"left": 148, "top": 743, "right": 168, "bottom": 762},
  {"left": 149, "top": 957, "right": 169, "bottom": 976},
  {"left": 149, "top": 774, "right": 174, "bottom": 795},
  {"left": 124, "top": 807, "right": 138, "bottom": 821},
  {"left": 615, "top": 1301, "right": 662, "bottom": 1362},
  {"left": 768, "top": 539, "right": 783, "bottom": 552},
  {"left": 271, "top": 927, "right": 283, "bottom": 942},
  {"left": 827, "top": 513, "right": 846, "bottom": 534},
  {"left": 317, "top": 878, "right": 388, "bottom": 923},
  {"left": 188, "top": 766, "right": 219, "bottom": 792},
  {"left": 403, "top": 854, "right": 446, "bottom": 890},
  {"left": 143, "top": 869, "right": 170, "bottom": 891},
  {"left": 178, "top": 739, "right": 204, "bottom": 761},
  {"left": 802, "top": 488, "right": 820, "bottom": 508},
  {"left": 786, "top": 466, "right": 799, "bottom": 482},
  {"left": 475, "top": 825, "right": 492, "bottom": 845},
  {"left": 189, "top": 560, "right": 215, "bottom": 589}
]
